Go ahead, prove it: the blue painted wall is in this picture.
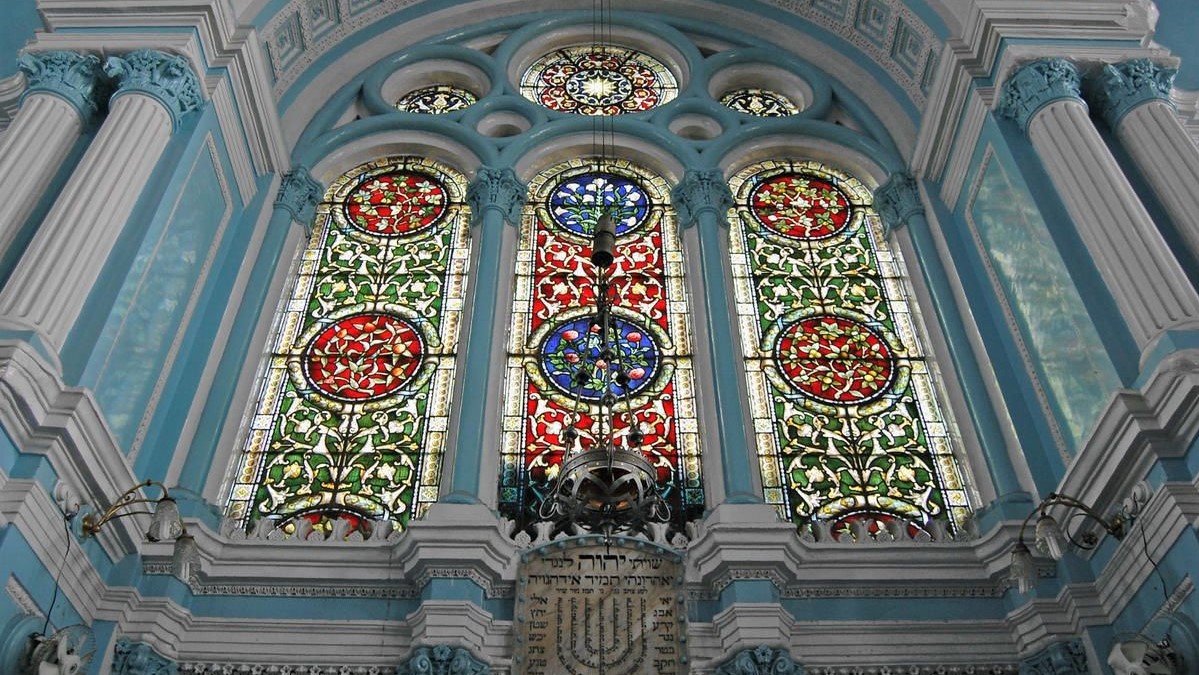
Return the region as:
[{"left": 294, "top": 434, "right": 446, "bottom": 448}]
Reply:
[{"left": 0, "top": 0, "right": 43, "bottom": 78}]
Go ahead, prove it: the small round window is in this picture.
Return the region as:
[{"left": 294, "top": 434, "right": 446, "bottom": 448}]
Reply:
[
  {"left": 720, "top": 88, "right": 799, "bottom": 117},
  {"left": 395, "top": 85, "right": 477, "bottom": 114},
  {"left": 520, "top": 45, "right": 678, "bottom": 115}
]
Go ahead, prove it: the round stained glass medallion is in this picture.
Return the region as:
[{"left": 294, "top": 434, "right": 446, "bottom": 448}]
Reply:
[
  {"left": 520, "top": 46, "right": 678, "bottom": 115},
  {"left": 395, "top": 85, "right": 477, "bottom": 114},
  {"left": 750, "top": 173, "right": 852, "bottom": 240},
  {"left": 540, "top": 316, "right": 660, "bottom": 401},
  {"left": 547, "top": 172, "right": 651, "bottom": 237},
  {"left": 776, "top": 316, "right": 895, "bottom": 405},
  {"left": 305, "top": 313, "right": 424, "bottom": 401},
  {"left": 345, "top": 172, "right": 448, "bottom": 236},
  {"left": 720, "top": 88, "right": 799, "bottom": 117}
]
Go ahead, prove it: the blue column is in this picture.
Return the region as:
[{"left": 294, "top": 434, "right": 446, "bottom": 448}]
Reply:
[
  {"left": 445, "top": 167, "right": 525, "bottom": 502},
  {"left": 875, "top": 172, "right": 1025, "bottom": 502},
  {"left": 672, "top": 169, "right": 757, "bottom": 503}
]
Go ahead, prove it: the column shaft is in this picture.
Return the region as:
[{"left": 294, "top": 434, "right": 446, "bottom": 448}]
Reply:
[
  {"left": 0, "top": 94, "right": 173, "bottom": 351},
  {"left": 1026, "top": 99, "right": 1199, "bottom": 349},
  {"left": 1115, "top": 100, "right": 1199, "bottom": 261},
  {"left": 0, "top": 94, "right": 84, "bottom": 255}
]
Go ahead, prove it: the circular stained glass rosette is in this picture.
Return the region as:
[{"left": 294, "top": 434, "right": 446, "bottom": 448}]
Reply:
[
  {"left": 395, "top": 85, "right": 477, "bottom": 114},
  {"left": 720, "top": 88, "right": 799, "bottom": 117},
  {"left": 547, "top": 172, "right": 651, "bottom": 237},
  {"left": 750, "top": 173, "right": 852, "bottom": 241},
  {"left": 775, "top": 316, "right": 896, "bottom": 405},
  {"left": 520, "top": 46, "right": 678, "bottom": 115},
  {"left": 303, "top": 313, "right": 424, "bottom": 402},
  {"left": 539, "top": 316, "right": 660, "bottom": 401},
  {"left": 344, "top": 172, "right": 448, "bottom": 237}
]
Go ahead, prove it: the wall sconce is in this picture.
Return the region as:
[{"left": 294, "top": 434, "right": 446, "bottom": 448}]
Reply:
[
  {"left": 83, "top": 479, "right": 199, "bottom": 580},
  {"left": 1008, "top": 491, "right": 1131, "bottom": 592}
]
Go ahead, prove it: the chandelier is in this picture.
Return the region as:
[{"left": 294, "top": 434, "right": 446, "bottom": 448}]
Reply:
[{"left": 538, "top": 209, "right": 670, "bottom": 536}]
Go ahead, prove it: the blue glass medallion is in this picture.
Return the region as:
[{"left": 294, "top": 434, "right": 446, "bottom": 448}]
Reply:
[
  {"left": 547, "top": 173, "right": 650, "bottom": 237},
  {"left": 539, "top": 316, "right": 660, "bottom": 401}
]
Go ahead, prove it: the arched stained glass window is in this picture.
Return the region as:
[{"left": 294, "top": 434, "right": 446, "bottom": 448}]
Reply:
[
  {"left": 728, "top": 160, "right": 970, "bottom": 536},
  {"left": 719, "top": 88, "right": 799, "bottom": 117},
  {"left": 500, "top": 159, "right": 703, "bottom": 530},
  {"left": 395, "top": 85, "right": 477, "bottom": 114},
  {"left": 519, "top": 46, "right": 678, "bottom": 115},
  {"left": 226, "top": 157, "right": 471, "bottom": 534}
]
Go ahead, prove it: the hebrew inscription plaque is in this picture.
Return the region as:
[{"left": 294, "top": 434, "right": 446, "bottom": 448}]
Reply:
[{"left": 516, "top": 538, "right": 684, "bottom": 675}]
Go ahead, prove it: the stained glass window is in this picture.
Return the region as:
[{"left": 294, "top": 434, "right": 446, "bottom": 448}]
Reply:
[
  {"left": 519, "top": 46, "right": 678, "bottom": 115},
  {"left": 226, "top": 157, "right": 471, "bottom": 535},
  {"left": 729, "top": 160, "right": 970, "bottom": 537},
  {"left": 395, "top": 85, "right": 477, "bottom": 114},
  {"left": 500, "top": 159, "right": 703, "bottom": 531},
  {"left": 720, "top": 88, "right": 799, "bottom": 117}
]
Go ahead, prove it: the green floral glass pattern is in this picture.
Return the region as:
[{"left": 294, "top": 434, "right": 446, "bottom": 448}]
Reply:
[
  {"left": 729, "top": 160, "right": 970, "bottom": 534},
  {"left": 226, "top": 157, "right": 471, "bottom": 534}
]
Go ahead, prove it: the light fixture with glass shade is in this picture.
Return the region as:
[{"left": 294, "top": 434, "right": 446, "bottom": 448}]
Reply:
[
  {"left": 82, "top": 479, "right": 199, "bottom": 580},
  {"left": 1008, "top": 491, "right": 1132, "bottom": 592}
]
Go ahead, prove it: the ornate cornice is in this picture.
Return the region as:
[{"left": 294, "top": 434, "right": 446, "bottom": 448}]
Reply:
[
  {"left": 1018, "top": 639, "right": 1089, "bottom": 675},
  {"left": 672, "top": 169, "right": 733, "bottom": 227},
  {"left": 872, "top": 172, "right": 923, "bottom": 235},
  {"left": 1090, "top": 58, "right": 1177, "bottom": 129},
  {"left": 714, "top": 646, "right": 802, "bottom": 675},
  {"left": 466, "top": 167, "right": 526, "bottom": 224},
  {"left": 103, "top": 49, "right": 202, "bottom": 130},
  {"left": 17, "top": 50, "right": 106, "bottom": 126},
  {"left": 398, "top": 645, "right": 492, "bottom": 675},
  {"left": 113, "top": 638, "right": 178, "bottom": 675},
  {"left": 998, "top": 58, "right": 1084, "bottom": 133},
  {"left": 275, "top": 165, "right": 323, "bottom": 228}
]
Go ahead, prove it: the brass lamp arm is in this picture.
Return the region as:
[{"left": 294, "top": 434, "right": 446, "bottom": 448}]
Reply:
[
  {"left": 1017, "top": 491, "right": 1127, "bottom": 545},
  {"left": 82, "top": 479, "right": 171, "bottom": 537}
]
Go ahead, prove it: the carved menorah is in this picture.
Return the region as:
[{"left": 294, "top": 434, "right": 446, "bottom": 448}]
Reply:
[{"left": 556, "top": 595, "right": 648, "bottom": 675}]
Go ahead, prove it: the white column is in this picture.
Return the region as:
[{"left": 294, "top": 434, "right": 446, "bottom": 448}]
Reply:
[
  {"left": 0, "top": 51, "right": 104, "bottom": 256},
  {"left": 998, "top": 59, "right": 1199, "bottom": 352},
  {"left": 1092, "top": 59, "right": 1199, "bottom": 263},
  {"left": 0, "top": 49, "right": 202, "bottom": 355}
]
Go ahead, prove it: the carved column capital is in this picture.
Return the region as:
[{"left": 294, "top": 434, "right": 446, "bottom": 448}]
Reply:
[
  {"left": 873, "top": 171, "right": 923, "bottom": 235},
  {"left": 467, "top": 166, "right": 526, "bottom": 224},
  {"left": 1019, "top": 639, "right": 1089, "bottom": 675},
  {"left": 112, "top": 638, "right": 178, "bottom": 675},
  {"left": 17, "top": 50, "right": 106, "bottom": 125},
  {"left": 713, "top": 645, "right": 804, "bottom": 675},
  {"left": 1090, "top": 58, "right": 1177, "bottom": 128},
  {"left": 275, "top": 165, "right": 323, "bottom": 228},
  {"left": 103, "top": 49, "right": 202, "bottom": 130},
  {"left": 998, "top": 58, "right": 1084, "bottom": 133},
  {"left": 671, "top": 168, "right": 733, "bottom": 226},
  {"left": 397, "top": 644, "right": 491, "bottom": 675}
]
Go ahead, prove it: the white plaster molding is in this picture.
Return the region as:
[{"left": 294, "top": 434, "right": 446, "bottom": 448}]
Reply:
[
  {"left": 1005, "top": 582, "right": 1110, "bottom": 654},
  {"left": 0, "top": 341, "right": 144, "bottom": 559},
  {"left": 35, "top": 0, "right": 288, "bottom": 180},
  {"left": 406, "top": 600, "right": 513, "bottom": 665},
  {"left": 5, "top": 575, "right": 45, "bottom": 619}
]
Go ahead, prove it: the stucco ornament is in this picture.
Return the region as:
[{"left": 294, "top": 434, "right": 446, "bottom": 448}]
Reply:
[
  {"left": 998, "top": 58, "right": 1083, "bottom": 133},
  {"left": 714, "top": 645, "right": 803, "bottom": 675},
  {"left": 466, "top": 167, "right": 527, "bottom": 224},
  {"left": 112, "top": 638, "right": 178, "bottom": 675},
  {"left": 17, "top": 50, "right": 107, "bottom": 125},
  {"left": 396, "top": 645, "right": 491, "bottom": 675},
  {"left": 103, "top": 49, "right": 202, "bottom": 129},
  {"left": 672, "top": 168, "right": 734, "bottom": 226},
  {"left": 276, "top": 165, "right": 324, "bottom": 227},
  {"left": 1091, "top": 59, "right": 1178, "bottom": 127},
  {"left": 873, "top": 171, "right": 923, "bottom": 235},
  {"left": 1018, "top": 639, "right": 1089, "bottom": 675}
]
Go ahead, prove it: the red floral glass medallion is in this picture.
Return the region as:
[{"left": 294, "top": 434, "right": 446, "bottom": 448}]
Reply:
[
  {"left": 344, "top": 172, "right": 448, "bottom": 236},
  {"left": 305, "top": 313, "right": 423, "bottom": 401},
  {"left": 776, "top": 316, "right": 894, "bottom": 404},
  {"left": 750, "top": 174, "right": 851, "bottom": 240}
]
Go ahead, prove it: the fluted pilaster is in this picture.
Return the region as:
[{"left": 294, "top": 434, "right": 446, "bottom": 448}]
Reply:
[
  {"left": 1092, "top": 59, "right": 1199, "bottom": 263},
  {"left": 0, "top": 50, "right": 201, "bottom": 356},
  {"left": 0, "top": 51, "right": 104, "bottom": 256},
  {"left": 999, "top": 59, "right": 1199, "bottom": 352}
]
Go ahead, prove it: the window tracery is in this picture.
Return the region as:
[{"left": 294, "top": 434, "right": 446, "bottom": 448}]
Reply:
[
  {"left": 226, "top": 157, "right": 471, "bottom": 534},
  {"left": 728, "top": 160, "right": 970, "bottom": 535},
  {"left": 519, "top": 46, "right": 678, "bottom": 115},
  {"left": 499, "top": 159, "right": 703, "bottom": 531},
  {"left": 719, "top": 88, "right": 799, "bottom": 117}
]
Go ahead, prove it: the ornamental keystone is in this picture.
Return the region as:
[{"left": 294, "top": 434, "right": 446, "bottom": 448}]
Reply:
[
  {"left": 104, "top": 49, "right": 202, "bottom": 130},
  {"left": 17, "top": 50, "right": 106, "bottom": 125}
]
